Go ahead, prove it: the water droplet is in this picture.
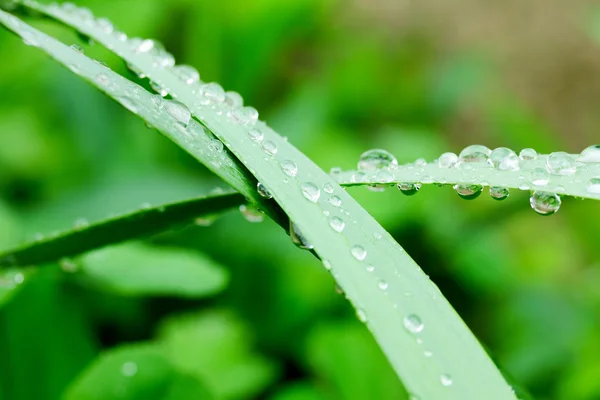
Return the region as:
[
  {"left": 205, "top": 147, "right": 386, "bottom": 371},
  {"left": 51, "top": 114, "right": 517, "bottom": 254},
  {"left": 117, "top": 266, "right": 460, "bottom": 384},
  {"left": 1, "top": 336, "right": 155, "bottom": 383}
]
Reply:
[
  {"left": 519, "top": 148, "right": 538, "bottom": 160},
  {"left": 440, "top": 374, "right": 453, "bottom": 387},
  {"left": 489, "top": 186, "right": 509, "bottom": 200},
  {"left": 530, "top": 167, "right": 549, "bottom": 186},
  {"left": 578, "top": 144, "right": 600, "bottom": 163},
  {"left": 489, "top": 147, "right": 520, "bottom": 171},
  {"left": 327, "top": 195, "right": 342, "bottom": 207},
  {"left": 198, "top": 83, "right": 225, "bottom": 105},
  {"left": 290, "top": 222, "right": 313, "bottom": 249},
  {"left": 224, "top": 91, "right": 244, "bottom": 108},
  {"left": 365, "top": 265, "right": 375, "bottom": 272},
  {"left": 356, "top": 308, "right": 368, "bottom": 323},
  {"left": 378, "top": 280, "right": 388, "bottom": 290},
  {"left": 323, "top": 182, "right": 335, "bottom": 194},
  {"left": 329, "top": 217, "right": 345, "bottom": 233},
  {"left": 322, "top": 259, "right": 332, "bottom": 270},
  {"left": 587, "top": 178, "right": 600, "bottom": 195},
  {"left": 373, "top": 232, "right": 383, "bottom": 240},
  {"left": 257, "top": 182, "right": 272, "bottom": 199},
  {"left": 172, "top": 65, "right": 200, "bottom": 85},
  {"left": 262, "top": 140, "right": 277, "bottom": 156},
  {"left": 403, "top": 314, "right": 424, "bottom": 334},
  {"left": 239, "top": 204, "right": 264, "bottom": 223},
  {"left": 415, "top": 158, "right": 427, "bottom": 166},
  {"left": 398, "top": 183, "right": 421, "bottom": 196},
  {"left": 247, "top": 128, "right": 264, "bottom": 143},
  {"left": 301, "top": 182, "right": 321, "bottom": 203},
  {"left": 530, "top": 191, "right": 561, "bottom": 215},
  {"left": 453, "top": 184, "right": 483, "bottom": 200},
  {"left": 350, "top": 245, "right": 367, "bottom": 261},
  {"left": 121, "top": 362, "right": 138, "bottom": 377},
  {"left": 95, "top": 73, "right": 109, "bottom": 87},
  {"left": 95, "top": 17, "right": 114, "bottom": 34},
  {"left": 424, "top": 350, "right": 433, "bottom": 357},
  {"left": 208, "top": 139, "right": 223, "bottom": 153},
  {"left": 375, "top": 169, "right": 394, "bottom": 184},
  {"left": 229, "top": 106, "right": 259, "bottom": 126},
  {"left": 438, "top": 152, "right": 458, "bottom": 168},
  {"left": 70, "top": 44, "right": 84, "bottom": 53},
  {"left": 165, "top": 100, "right": 191, "bottom": 127},
  {"left": 458, "top": 144, "right": 491, "bottom": 165},
  {"left": 150, "top": 80, "right": 168, "bottom": 97},
  {"left": 351, "top": 171, "right": 368, "bottom": 183},
  {"left": 546, "top": 152, "right": 576, "bottom": 176},
  {"left": 358, "top": 149, "right": 398, "bottom": 172},
  {"left": 280, "top": 160, "right": 298, "bottom": 177}
]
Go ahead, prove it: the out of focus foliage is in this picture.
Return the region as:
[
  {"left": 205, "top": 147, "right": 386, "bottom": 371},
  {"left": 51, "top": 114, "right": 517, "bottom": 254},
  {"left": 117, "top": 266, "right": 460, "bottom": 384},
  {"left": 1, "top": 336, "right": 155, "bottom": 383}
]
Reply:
[{"left": 0, "top": 0, "right": 599, "bottom": 399}]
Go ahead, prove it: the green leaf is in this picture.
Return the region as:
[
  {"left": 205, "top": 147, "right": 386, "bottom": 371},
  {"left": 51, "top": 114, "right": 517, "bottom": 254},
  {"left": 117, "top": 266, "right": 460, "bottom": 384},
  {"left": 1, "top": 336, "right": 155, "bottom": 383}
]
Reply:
[
  {"left": 80, "top": 243, "right": 228, "bottom": 297},
  {"left": 0, "top": 191, "right": 244, "bottom": 267},
  {"left": 63, "top": 343, "right": 213, "bottom": 400},
  {"left": 0, "top": 7, "right": 516, "bottom": 398},
  {"left": 157, "top": 310, "right": 279, "bottom": 399}
]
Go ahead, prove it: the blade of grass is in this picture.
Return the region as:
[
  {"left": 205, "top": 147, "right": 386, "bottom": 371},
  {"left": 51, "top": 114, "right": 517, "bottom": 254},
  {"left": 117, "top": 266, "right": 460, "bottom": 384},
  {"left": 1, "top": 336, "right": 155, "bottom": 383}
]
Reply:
[
  {"left": 0, "top": 8, "right": 516, "bottom": 399},
  {"left": 0, "top": 190, "right": 245, "bottom": 267}
]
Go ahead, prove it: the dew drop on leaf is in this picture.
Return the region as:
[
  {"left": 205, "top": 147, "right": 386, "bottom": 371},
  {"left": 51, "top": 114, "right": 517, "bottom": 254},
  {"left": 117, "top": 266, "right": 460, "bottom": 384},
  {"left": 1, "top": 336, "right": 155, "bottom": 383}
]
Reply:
[
  {"left": 530, "top": 167, "right": 549, "bottom": 186},
  {"left": 327, "top": 195, "right": 342, "bottom": 207},
  {"left": 172, "top": 65, "right": 200, "bottom": 85},
  {"left": 586, "top": 178, "right": 600, "bottom": 195},
  {"left": 197, "top": 83, "right": 225, "bottom": 105},
  {"left": 357, "top": 149, "right": 398, "bottom": 172},
  {"left": 229, "top": 106, "right": 259, "bottom": 126},
  {"left": 458, "top": 145, "right": 491, "bottom": 165},
  {"left": 239, "top": 204, "right": 264, "bottom": 223},
  {"left": 329, "top": 216, "right": 345, "bottom": 233},
  {"left": 438, "top": 152, "right": 458, "bottom": 168},
  {"left": 440, "top": 374, "right": 453, "bottom": 387},
  {"left": 378, "top": 280, "right": 388, "bottom": 291},
  {"left": 300, "top": 182, "right": 321, "bottom": 203},
  {"left": 577, "top": 144, "right": 600, "bottom": 163},
  {"left": 453, "top": 184, "right": 482, "bottom": 200},
  {"left": 350, "top": 245, "right": 367, "bottom": 261},
  {"left": 262, "top": 140, "right": 277, "bottom": 156},
  {"left": 280, "top": 160, "right": 298, "bottom": 177},
  {"left": 165, "top": 100, "right": 191, "bottom": 127},
  {"left": 322, "top": 182, "right": 335, "bottom": 194},
  {"left": 519, "top": 148, "right": 538, "bottom": 161},
  {"left": 530, "top": 191, "right": 561, "bottom": 215},
  {"left": 403, "top": 314, "right": 424, "bottom": 334},
  {"left": 290, "top": 222, "right": 313, "bottom": 250},
  {"left": 356, "top": 308, "right": 368, "bottom": 323},
  {"left": 398, "top": 183, "right": 421, "bottom": 196},
  {"left": 546, "top": 152, "right": 576, "bottom": 176},
  {"left": 489, "top": 147, "right": 520, "bottom": 171},
  {"left": 489, "top": 186, "right": 509, "bottom": 200},
  {"left": 224, "top": 91, "right": 244, "bottom": 108}
]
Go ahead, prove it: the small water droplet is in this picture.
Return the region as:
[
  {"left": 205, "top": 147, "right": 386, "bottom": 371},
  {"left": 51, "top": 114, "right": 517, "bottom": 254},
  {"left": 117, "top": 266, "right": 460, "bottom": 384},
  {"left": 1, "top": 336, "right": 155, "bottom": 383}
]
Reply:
[
  {"left": 365, "top": 265, "right": 375, "bottom": 272},
  {"left": 262, "top": 140, "right": 277, "bottom": 156},
  {"left": 208, "top": 139, "right": 224, "bottom": 153},
  {"left": 403, "top": 314, "right": 424, "bottom": 334},
  {"left": 489, "top": 147, "right": 520, "bottom": 171},
  {"left": 358, "top": 149, "right": 398, "bottom": 171},
  {"left": 197, "top": 82, "right": 225, "bottom": 105},
  {"left": 300, "top": 182, "right": 321, "bottom": 203},
  {"left": 519, "top": 148, "right": 538, "bottom": 161},
  {"left": 530, "top": 191, "right": 561, "bottom": 215},
  {"left": 229, "top": 106, "right": 259, "bottom": 126},
  {"left": 587, "top": 177, "right": 600, "bottom": 195},
  {"left": 424, "top": 350, "right": 433, "bottom": 357},
  {"left": 546, "top": 152, "right": 576, "bottom": 176},
  {"left": 322, "top": 259, "right": 332, "bottom": 270},
  {"left": 329, "top": 217, "right": 345, "bottom": 233},
  {"left": 350, "top": 245, "right": 367, "bottom": 261},
  {"left": 290, "top": 222, "right": 313, "bottom": 249},
  {"left": 165, "top": 100, "right": 191, "bottom": 127},
  {"left": 356, "top": 308, "right": 368, "bottom": 323},
  {"left": 398, "top": 182, "right": 421, "bottom": 196},
  {"left": 373, "top": 231, "right": 383, "bottom": 240},
  {"left": 454, "top": 184, "right": 483, "bottom": 200},
  {"left": 375, "top": 169, "right": 394, "bottom": 184},
  {"left": 438, "top": 152, "right": 458, "bottom": 168},
  {"left": 257, "top": 182, "right": 272, "bottom": 199},
  {"left": 95, "top": 17, "right": 114, "bottom": 34},
  {"left": 323, "top": 182, "right": 335, "bottom": 194},
  {"left": 489, "top": 186, "right": 509, "bottom": 200},
  {"left": 239, "top": 204, "right": 264, "bottom": 223},
  {"left": 440, "top": 374, "right": 453, "bottom": 387},
  {"left": 378, "top": 280, "right": 388, "bottom": 290},
  {"left": 458, "top": 145, "right": 491, "bottom": 165},
  {"left": 172, "top": 65, "right": 200, "bottom": 85},
  {"left": 280, "top": 160, "right": 298, "bottom": 177},
  {"left": 247, "top": 128, "right": 264, "bottom": 143},
  {"left": 530, "top": 167, "right": 549, "bottom": 186},
  {"left": 121, "top": 362, "right": 138, "bottom": 377},
  {"left": 351, "top": 171, "right": 368, "bottom": 183},
  {"left": 70, "top": 44, "right": 84, "bottom": 53},
  {"left": 327, "top": 195, "right": 342, "bottom": 207},
  {"left": 224, "top": 91, "right": 244, "bottom": 108}
]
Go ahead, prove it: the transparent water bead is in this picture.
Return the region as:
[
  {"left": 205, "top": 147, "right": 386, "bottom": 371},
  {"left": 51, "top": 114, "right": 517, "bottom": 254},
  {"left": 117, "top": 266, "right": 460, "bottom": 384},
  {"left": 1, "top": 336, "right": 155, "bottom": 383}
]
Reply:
[
  {"left": 519, "top": 148, "right": 538, "bottom": 161},
  {"left": 257, "top": 182, "right": 272, "bottom": 199},
  {"left": 375, "top": 169, "right": 394, "bottom": 184},
  {"left": 280, "top": 160, "right": 298, "bottom": 177},
  {"left": 458, "top": 144, "right": 491, "bottom": 165},
  {"left": 398, "top": 182, "right": 421, "bottom": 196},
  {"left": 224, "top": 91, "right": 244, "bottom": 108},
  {"left": 262, "top": 140, "right": 277, "bottom": 156},
  {"left": 453, "top": 184, "right": 483, "bottom": 200},
  {"left": 208, "top": 139, "right": 224, "bottom": 153},
  {"left": 357, "top": 149, "right": 398, "bottom": 172},
  {"left": 531, "top": 167, "right": 550, "bottom": 186},
  {"left": 578, "top": 144, "right": 600, "bottom": 163},
  {"left": 440, "top": 374, "right": 453, "bottom": 387},
  {"left": 198, "top": 83, "right": 226, "bottom": 105},
  {"left": 95, "top": 17, "right": 114, "bottom": 34},
  {"left": 546, "top": 152, "right": 576, "bottom": 176},
  {"left": 150, "top": 81, "right": 168, "bottom": 97},
  {"left": 351, "top": 171, "right": 368, "bottom": 183},
  {"left": 172, "top": 65, "right": 200, "bottom": 85},
  {"left": 323, "top": 182, "right": 335, "bottom": 194},
  {"left": 530, "top": 191, "right": 561, "bottom": 215},
  {"left": 229, "top": 106, "right": 259, "bottom": 126},
  {"left": 489, "top": 186, "right": 509, "bottom": 200},
  {"left": 378, "top": 280, "right": 388, "bottom": 291},
  {"left": 165, "top": 100, "right": 191, "bottom": 127},
  {"left": 438, "top": 152, "right": 458, "bottom": 168},
  {"left": 239, "top": 204, "right": 264, "bottom": 223},
  {"left": 356, "top": 309, "right": 368, "bottom": 323},
  {"left": 130, "top": 37, "right": 156, "bottom": 54},
  {"left": 290, "top": 222, "right": 313, "bottom": 250},
  {"left": 322, "top": 259, "right": 332, "bottom": 270},
  {"left": 489, "top": 147, "right": 520, "bottom": 171},
  {"left": 327, "top": 195, "right": 342, "bottom": 207},
  {"left": 300, "top": 182, "right": 321, "bottom": 203},
  {"left": 329, "top": 217, "right": 345, "bottom": 233},
  {"left": 350, "top": 245, "right": 367, "bottom": 261},
  {"left": 586, "top": 178, "right": 600, "bottom": 195},
  {"left": 403, "top": 314, "right": 424, "bottom": 334},
  {"left": 70, "top": 44, "right": 84, "bottom": 53}
]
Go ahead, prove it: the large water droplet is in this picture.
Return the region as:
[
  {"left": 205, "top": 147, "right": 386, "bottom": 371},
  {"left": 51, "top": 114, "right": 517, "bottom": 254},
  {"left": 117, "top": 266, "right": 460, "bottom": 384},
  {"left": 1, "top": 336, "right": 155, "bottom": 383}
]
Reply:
[
  {"left": 458, "top": 145, "right": 491, "bottom": 165},
  {"left": 239, "top": 204, "right": 264, "bottom": 223},
  {"left": 531, "top": 167, "right": 549, "bottom": 186},
  {"left": 489, "top": 186, "right": 509, "bottom": 200},
  {"left": 519, "top": 148, "right": 538, "bottom": 161},
  {"left": 489, "top": 147, "right": 520, "bottom": 171},
  {"left": 280, "top": 160, "right": 298, "bottom": 177},
  {"left": 530, "top": 191, "right": 561, "bottom": 215},
  {"left": 198, "top": 83, "right": 225, "bottom": 105},
  {"left": 454, "top": 184, "right": 483, "bottom": 200},
  {"left": 403, "top": 314, "right": 424, "bottom": 334},
  {"left": 172, "top": 65, "right": 200, "bottom": 85},
  {"left": 438, "top": 152, "right": 458, "bottom": 168},
  {"left": 290, "top": 222, "right": 313, "bottom": 249},
  {"left": 329, "top": 217, "right": 345, "bottom": 233},
  {"left": 165, "top": 100, "right": 191, "bottom": 127},
  {"left": 546, "top": 152, "right": 576, "bottom": 176},
  {"left": 350, "top": 245, "right": 367, "bottom": 261},
  {"left": 587, "top": 178, "right": 600, "bottom": 195},
  {"left": 301, "top": 182, "right": 321, "bottom": 203},
  {"left": 257, "top": 182, "right": 272, "bottom": 199},
  {"left": 357, "top": 149, "right": 398, "bottom": 172},
  {"left": 229, "top": 106, "right": 259, "bottom": 126},
  {"left": 578, "top": 144, "right": 600, "bottom": 163},
  {"left": 440, "top": 374, "right": 453, "bottom": 387},
  {"left": 398, "top": 183, "right": 421, "bottom": 196}
]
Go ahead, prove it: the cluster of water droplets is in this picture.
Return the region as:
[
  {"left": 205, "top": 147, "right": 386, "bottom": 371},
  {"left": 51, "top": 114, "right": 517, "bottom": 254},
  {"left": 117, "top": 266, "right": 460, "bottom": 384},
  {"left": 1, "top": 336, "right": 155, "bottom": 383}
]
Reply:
[{"left": 346, "top": 144, "right": 600, "bottom": 215}]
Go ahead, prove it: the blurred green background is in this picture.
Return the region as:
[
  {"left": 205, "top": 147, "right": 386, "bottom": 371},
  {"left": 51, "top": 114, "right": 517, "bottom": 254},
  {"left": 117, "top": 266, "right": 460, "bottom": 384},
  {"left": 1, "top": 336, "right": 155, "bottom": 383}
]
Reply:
[{"left": 1, "top": 0, "right": 600, "bottom": 399}]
